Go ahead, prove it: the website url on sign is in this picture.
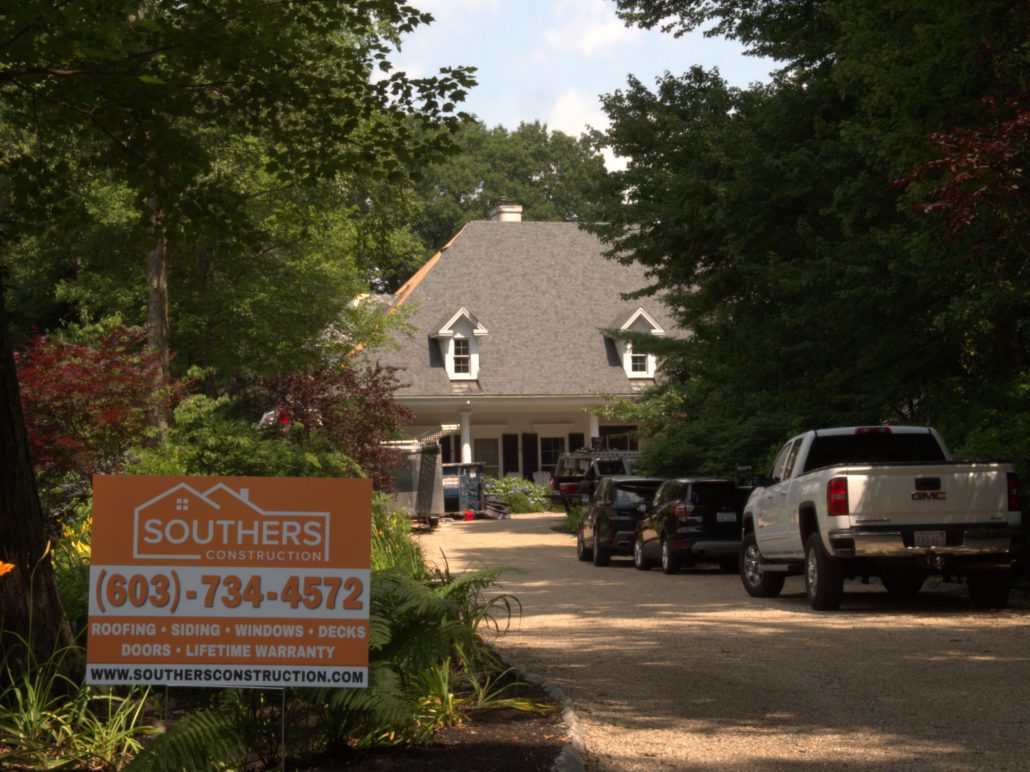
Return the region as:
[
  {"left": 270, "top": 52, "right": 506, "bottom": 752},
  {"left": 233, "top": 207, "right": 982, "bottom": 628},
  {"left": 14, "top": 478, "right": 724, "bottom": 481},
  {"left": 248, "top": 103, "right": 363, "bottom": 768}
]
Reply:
[{"left": 87, "top": 664, "right": 366, "bottom": 688}]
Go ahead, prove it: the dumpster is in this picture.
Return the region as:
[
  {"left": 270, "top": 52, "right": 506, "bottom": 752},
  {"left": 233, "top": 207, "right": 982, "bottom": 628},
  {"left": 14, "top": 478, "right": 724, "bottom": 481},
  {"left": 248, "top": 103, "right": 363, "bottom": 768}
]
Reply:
[
  {"left": 442, "top": 462, "right": 485, "bottom": 516},
  {"left": 387, "top": 441, "right": 443, "bottom": 526}
]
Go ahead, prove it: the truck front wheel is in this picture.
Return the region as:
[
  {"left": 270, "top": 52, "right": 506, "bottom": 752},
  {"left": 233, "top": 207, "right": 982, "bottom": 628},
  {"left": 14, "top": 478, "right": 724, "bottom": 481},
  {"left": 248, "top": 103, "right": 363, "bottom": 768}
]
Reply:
[
  {"left": 805, "top": 532, "right": 844, "bottom": 610},
  {"left": 967, "top": 570, "right": 1011, "bottom": 610},
  {"left": 740, "top": 530, "right": 785, "bottom": 598}
]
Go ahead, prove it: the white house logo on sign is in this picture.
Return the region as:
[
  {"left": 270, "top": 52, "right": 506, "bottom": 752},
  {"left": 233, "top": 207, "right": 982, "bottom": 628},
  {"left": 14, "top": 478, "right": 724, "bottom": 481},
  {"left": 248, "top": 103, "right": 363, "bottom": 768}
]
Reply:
[{"left": 132, "top": 482, "right": 330, "bottom": 562}]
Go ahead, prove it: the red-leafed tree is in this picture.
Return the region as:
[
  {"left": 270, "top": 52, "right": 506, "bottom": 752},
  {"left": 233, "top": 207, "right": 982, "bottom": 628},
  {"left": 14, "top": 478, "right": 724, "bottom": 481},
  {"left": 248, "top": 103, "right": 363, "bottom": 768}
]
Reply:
[
  {"left": 899, "top": 96, "right": 1030, "bottom": 245},
  {"left": 267, "top": 364, "right": 414, "bottom": 492},
  {"left": 15, "top": 327, "right": 169, "bottom": 481},
  {"left": 897, "top": 92, "right": 1030, "bottom": 375}
]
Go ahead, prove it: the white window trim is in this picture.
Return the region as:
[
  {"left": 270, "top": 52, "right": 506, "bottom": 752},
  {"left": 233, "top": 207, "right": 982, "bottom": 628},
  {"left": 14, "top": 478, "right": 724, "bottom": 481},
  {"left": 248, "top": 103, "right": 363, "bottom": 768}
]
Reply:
[
  {"left": 432, "top": 307, "right": 487, "bottom": 381},
  {"left": 619, "top": 341, "right": 656, "bottom": 379},
  {"left": 613, "top": 307, "right": 664, "bottom": 380},
  {"left": 446, "top": 335, "right": 478, "bottom": 380}
]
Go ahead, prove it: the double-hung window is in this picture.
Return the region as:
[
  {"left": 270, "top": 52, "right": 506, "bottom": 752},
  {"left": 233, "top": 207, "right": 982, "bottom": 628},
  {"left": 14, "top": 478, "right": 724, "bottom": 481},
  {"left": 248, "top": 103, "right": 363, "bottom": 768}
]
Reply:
[{"left": 453, "top": 338, "right": 471, "bottom": 374}]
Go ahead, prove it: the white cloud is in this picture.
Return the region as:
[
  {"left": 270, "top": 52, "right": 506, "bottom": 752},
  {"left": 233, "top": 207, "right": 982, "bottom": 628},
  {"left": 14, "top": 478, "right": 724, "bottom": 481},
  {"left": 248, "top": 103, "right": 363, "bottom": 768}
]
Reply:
[
  {"left": 543, "top": 0, "right": 641, "bottom": 56},
  {"left": 545, "top": 90, "right": 626, "bottom": 170},
  {"left": 546, "top": 89, "right": 607, "bottom": 137}
]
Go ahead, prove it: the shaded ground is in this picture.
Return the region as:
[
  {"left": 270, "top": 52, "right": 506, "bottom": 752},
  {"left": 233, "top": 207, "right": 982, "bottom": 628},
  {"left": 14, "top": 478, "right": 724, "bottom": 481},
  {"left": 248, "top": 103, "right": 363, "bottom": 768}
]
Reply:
[
  {"left": 417, "top": 512, "right": 1030, "bottom": 771},
  {"left": 301, "top": 679, "right": 567, "bottom": 771}
]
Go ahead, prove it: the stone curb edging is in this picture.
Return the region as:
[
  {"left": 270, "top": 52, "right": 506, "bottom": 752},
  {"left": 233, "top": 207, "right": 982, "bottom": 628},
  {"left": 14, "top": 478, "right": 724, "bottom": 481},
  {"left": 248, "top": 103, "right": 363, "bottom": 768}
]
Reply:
[{"left": 488, "top": 646, "right": 589, "bottom": 772}]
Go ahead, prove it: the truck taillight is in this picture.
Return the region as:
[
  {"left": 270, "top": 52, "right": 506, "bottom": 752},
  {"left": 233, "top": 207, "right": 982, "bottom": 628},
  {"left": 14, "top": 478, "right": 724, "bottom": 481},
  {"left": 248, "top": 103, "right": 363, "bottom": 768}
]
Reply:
[
  {"left": 674, "top": 503, "right": 695, "bottom": 516},
  {"left": 827, "top": 477, "right": 849, "bottom": 516},
  {"left": 1007, "top": 473, "right": 1021, "bottom": 512},
  {"left": 855, "top": 426, "right": 891, "bottom": 434}
]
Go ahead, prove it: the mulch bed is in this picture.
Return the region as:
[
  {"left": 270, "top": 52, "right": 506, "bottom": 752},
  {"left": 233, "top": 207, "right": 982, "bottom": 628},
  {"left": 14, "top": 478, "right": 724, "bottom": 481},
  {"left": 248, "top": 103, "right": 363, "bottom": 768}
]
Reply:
[{"left": 300, "top": 680, "right": 568, "bottom": 771}]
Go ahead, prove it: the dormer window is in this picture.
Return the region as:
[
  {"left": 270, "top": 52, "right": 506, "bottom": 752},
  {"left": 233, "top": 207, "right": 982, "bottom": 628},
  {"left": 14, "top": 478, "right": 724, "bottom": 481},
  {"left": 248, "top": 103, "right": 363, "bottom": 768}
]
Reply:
[
  {"left": 431, "top": 307, "right": 487, "bottom": 381},
  {"left": 609, "top": 307, "right": 665, "bottom": 379},
  {"left": 630, "top": 349, "right": 648, "bottom": 374},
  {"left": 453, "top": 338, "right": 471, "bottom": 374}
]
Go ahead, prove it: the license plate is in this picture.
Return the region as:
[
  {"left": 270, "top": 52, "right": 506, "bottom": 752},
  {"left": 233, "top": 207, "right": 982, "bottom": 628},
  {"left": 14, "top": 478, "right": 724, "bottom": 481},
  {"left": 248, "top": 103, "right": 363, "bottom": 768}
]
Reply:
[
  {"left": 716, "top": 511, "right": 737, "bottom": 523},
  {"left": 915, "top": 530, "right": 946, "bottom": 548}
]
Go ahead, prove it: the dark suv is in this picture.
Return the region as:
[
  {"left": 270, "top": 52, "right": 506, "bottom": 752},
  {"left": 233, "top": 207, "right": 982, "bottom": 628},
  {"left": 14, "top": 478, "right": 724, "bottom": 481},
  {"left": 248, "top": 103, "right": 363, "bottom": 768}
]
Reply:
[
  {"left": 633, "top": 478, "right": 748, "bottom": 574},
  {"left": 577, "top": 476, "right": 664, "bottom": 566}
]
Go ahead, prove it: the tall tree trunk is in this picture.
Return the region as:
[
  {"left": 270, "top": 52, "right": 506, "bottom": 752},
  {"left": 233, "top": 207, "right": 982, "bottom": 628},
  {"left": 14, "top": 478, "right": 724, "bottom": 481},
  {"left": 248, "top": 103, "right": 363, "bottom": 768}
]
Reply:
[
  {"left": 0, "top": 282, "right": 76, "bottom": 675},
  {"left": 146, "top": 179, "right": 170, "bottom": 437}
]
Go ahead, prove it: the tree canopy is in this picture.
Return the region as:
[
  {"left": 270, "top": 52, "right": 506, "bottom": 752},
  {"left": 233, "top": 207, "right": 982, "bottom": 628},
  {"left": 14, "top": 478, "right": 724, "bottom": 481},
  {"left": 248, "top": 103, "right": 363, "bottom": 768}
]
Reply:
[
  {"left": 595, "top": 0, "right": 1030, "bottom": 476},
  {"left": 412, "top": 118, "right": 609, "bottom": 256},
  {"left": 0, "top": 0, "right": 474, "bottom": 670},
  {"left": 1, "top": 0, "right": 474, "bottom": 382}
]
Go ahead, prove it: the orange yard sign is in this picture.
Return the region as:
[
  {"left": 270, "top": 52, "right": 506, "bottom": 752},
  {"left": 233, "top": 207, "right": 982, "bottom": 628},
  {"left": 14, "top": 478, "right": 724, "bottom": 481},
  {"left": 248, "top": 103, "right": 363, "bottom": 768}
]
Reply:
[{"left": 86, "top": 476, "right": 371, "bottom": 689}]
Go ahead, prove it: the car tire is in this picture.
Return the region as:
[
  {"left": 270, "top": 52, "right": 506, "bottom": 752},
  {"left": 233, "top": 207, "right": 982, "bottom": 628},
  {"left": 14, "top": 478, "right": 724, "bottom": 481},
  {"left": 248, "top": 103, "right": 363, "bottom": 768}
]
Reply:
[
  {"left": 967, "top": 570, "right": 1011, "bottom": 610},
  {"left": 805, "top": 532, "right": 844, "bottom": 611},
  {"left": 880, "top": 568, "right": 925, "bottom": 597},
  {"left": 576, "top": 528, "right": 592, "bottom": 562},
  {"left": 739, "top": 530, "right": 785, "bottom": 598},
  {"left": 592, "top": 530, "right": 611, "bottom": 567},
  {"left": 660, "top": 537, "right": 681, "bottom": 575},
  {"left": 633, "top": 534, "right": 653, "bottom": 570}
]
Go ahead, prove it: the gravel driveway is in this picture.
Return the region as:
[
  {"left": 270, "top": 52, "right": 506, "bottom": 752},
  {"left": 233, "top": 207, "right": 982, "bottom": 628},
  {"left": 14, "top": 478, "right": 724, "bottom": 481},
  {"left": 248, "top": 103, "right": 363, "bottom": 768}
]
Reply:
[{"left": 417, "top": 512, "right": 1030, "bottom": 771}]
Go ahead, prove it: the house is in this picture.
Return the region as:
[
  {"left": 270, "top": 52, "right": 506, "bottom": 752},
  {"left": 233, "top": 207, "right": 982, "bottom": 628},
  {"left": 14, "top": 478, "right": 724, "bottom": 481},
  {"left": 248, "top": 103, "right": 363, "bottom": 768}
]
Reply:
[{"left": 371, "top": 203, "right": 679, "bottom": 481}]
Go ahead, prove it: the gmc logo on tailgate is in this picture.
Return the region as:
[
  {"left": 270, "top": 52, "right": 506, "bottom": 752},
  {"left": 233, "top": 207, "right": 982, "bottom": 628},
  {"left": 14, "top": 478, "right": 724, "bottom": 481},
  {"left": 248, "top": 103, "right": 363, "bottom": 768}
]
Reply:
[{"left": 911, "top": 491, "right": 947, "bottom": 501}]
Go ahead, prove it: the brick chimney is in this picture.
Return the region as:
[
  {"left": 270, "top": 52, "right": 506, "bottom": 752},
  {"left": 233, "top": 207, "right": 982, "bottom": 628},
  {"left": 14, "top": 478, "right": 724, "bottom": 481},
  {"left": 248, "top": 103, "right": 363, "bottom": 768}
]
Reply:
[{"left": 489, "top": 202, "right": 523, "bottom": 222}]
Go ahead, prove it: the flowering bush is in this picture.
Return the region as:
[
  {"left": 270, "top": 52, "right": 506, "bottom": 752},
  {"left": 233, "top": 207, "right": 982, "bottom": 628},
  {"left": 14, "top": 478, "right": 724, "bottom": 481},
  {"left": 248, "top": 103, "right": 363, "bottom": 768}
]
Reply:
[{"left": 483, "top": 475, "right": 552, "bottom": 513}]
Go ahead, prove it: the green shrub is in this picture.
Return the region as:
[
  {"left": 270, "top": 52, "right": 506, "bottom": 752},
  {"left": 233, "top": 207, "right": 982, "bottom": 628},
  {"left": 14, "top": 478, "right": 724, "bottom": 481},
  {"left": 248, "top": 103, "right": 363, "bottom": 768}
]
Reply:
[
  {"left": 562, "top": 504, "right": 586, "bottom": 535},
  {"left": 52, "top": 500, "right": 93, "bottom": 640},
  {"left": 483, "top": 475, "right": 552, "bottom": 513},
  {"left": 23, "top": 424, "right": 533, "bottom": 769},
  {"left": 372, "top": 496, "right": 429, "bottom": 579},
  {"left": 130, "top": 394, "right": 361, "bottom": 478}
]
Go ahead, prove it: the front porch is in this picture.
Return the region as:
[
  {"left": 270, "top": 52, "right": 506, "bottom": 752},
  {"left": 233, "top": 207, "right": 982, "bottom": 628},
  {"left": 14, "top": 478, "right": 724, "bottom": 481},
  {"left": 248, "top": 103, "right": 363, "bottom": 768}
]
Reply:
[{"left": 401, "top": 396, "right": 641, "bottom": 482}]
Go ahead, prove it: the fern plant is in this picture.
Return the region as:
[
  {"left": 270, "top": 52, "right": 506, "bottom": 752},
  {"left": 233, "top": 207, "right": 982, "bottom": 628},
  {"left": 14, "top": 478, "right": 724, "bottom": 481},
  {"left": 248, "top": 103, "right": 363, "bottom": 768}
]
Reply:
[{"left": 122, "top": 707, "right": 246, "bottom": 771}]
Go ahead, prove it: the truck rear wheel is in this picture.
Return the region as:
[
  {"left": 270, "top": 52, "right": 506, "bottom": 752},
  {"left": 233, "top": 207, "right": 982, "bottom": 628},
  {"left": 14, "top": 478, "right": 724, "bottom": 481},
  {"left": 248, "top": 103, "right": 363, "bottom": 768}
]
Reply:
[
  {"left": 740, "top": 530, "right": 785, "bottom": 598},
  {"left": 805, "top": 532, "right": 844, "bottom": 610},
  {"left": 967, "top": 570, "right": 1011, "bottom": 610}
]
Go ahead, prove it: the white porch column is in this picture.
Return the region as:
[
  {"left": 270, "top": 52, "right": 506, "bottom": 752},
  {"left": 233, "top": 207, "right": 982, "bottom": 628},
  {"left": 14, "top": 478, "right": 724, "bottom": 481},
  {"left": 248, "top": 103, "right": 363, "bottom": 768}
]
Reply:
[
  {"left": 459, "top": 410, "right": 472, "bottom": 463},
  {"left": 588, "top": 413, "right": 600, "bottom": 443}
]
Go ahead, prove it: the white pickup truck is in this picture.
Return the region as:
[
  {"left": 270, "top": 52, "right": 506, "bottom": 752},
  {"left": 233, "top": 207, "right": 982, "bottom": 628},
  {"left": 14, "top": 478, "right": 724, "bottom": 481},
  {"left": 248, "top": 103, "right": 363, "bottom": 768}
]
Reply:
[{"left": 739, "top": 426, "right": 1026, "bottom": 610}]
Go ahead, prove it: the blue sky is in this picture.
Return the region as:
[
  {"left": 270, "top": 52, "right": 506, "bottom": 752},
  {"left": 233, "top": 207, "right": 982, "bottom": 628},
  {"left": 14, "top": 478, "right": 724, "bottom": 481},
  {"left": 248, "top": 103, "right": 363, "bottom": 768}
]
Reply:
[{"left": 395, "top": 0, "right": 775, "bottom": 140}]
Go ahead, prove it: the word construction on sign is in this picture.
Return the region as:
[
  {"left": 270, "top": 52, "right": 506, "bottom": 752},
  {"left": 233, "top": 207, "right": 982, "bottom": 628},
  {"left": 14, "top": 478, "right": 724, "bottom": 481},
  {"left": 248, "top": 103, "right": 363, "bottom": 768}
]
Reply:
[{"left": 86, "top": 475, "right": 371, "bottom": 689}]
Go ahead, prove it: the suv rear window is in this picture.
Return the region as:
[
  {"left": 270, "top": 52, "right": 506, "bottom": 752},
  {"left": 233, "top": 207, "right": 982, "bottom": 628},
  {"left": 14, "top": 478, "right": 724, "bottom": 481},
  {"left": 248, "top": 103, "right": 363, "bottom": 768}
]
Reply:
[
  {"left": 687, "top": 481, "right": 737, "bottom": 506},
  {"left": 612, "top": 480, "right": 662, "bottom": 506},
  {"left": 596, "top": 460, "right": 628, "bottom": 475},
  {"left": 803, "top": 432, "right": 946, "bottom": 472}
]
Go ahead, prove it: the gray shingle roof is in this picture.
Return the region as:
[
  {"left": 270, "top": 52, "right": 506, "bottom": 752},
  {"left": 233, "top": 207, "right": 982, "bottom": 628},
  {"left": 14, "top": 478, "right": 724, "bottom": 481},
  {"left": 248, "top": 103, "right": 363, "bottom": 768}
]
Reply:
[{"left": 373, "top": 221, "right": 679, "bottom": 398}]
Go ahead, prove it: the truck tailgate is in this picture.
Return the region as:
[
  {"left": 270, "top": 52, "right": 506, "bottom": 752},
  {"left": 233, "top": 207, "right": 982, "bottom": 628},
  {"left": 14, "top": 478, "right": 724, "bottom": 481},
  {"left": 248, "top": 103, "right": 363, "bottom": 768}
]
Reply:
[{"left": 842, "top": 464, "right": 1014, "bottom": 525}]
